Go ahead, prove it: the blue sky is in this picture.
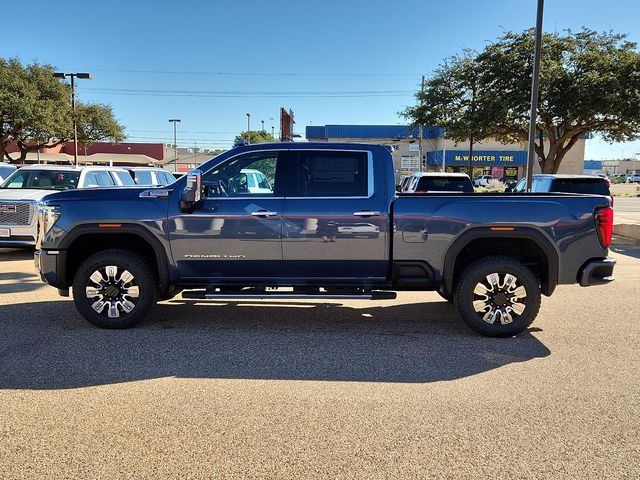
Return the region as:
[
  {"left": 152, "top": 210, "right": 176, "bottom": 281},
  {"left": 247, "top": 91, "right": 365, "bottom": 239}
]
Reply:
[{"left": 2, "top": 0, "right": 640, "bottom": 159}]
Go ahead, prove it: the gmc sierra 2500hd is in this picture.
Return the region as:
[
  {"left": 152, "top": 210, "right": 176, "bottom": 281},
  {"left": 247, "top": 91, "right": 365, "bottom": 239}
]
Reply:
[{"left": 34, "top": 143, "right": 615, "bottom": 337}]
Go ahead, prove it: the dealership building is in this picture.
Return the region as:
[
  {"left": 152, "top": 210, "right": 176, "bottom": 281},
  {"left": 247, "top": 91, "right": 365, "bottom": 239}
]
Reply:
[{"left": 306, "top": 125, "right": 586, "bottom": 181}]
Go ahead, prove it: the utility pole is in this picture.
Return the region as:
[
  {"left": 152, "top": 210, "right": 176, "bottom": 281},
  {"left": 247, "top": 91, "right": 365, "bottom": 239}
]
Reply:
[
  {"left": 526, "top": 0, "right": 545, "bottom": 191},
  {"left": 468, "top": 81, "right": 476, "bottom": 178},
  {"left": 261, "top": 120, "right": 265, "bottom": 132},
  {"left": 53, "top": 72, "right": 93, "bottom": 166},
  {"left": 246, "top": 113, "right": 251, "bottom": 132},
  {"left": 169, "top": 119, "right": 181, "bottom": 172},
  {"left": 419, "top": 75, "right": 425, "bottom": 173}
]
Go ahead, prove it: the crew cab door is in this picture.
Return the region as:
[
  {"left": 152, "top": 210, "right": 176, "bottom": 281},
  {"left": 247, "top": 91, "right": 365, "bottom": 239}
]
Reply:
[
  {"left": 168, "top": 150, "right": 286, "bottom": 280},
  {"left": 281, "top": 149, "right": 389, "bottom": 281}
]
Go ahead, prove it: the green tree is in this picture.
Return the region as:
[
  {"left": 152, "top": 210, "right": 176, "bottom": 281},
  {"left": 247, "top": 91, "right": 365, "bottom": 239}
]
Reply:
[
  {"left": 233, "top": 130, "right": 278, "bottom": 184},
  {"left": 404, "top": 29, "right": 640, "bottom": 173},
  {"left": 0, "top": 58, "right": 70, "bottom": 162},
  {"left": 0, "top": 58, "right": 126, "bottom": 163},
  {"left": 76, "top": 103, "right": 126, "bottom": 155},
  {"left": 403, "top": 50, "right": 495, "bottom": 173},
  {"left": 235, "top": 130, "right": 277, "bottom": 145}
]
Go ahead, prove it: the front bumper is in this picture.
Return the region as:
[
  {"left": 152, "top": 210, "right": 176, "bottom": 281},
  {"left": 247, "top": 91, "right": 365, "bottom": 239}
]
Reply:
[
  {"left": 0, "top": 224, "right": 37, "bottom": 248},
  {"left": 34, "top": 249, "right": 67, "bottom": 289},
  {"left": 579, "top": 257, "right": 616, "bottom": 286}
]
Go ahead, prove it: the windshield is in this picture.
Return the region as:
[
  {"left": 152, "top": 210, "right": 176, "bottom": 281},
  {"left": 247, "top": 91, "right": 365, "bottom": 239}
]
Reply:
[
  {"left": 416, "top": 177, "right": 473, "bottom": 193},
  {"left": 0, "top": 169, "right": 80, "bottom": 190}
]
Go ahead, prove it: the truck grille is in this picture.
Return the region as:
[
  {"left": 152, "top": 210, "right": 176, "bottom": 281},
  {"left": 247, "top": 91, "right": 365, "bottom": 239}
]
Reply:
[{"left": 0, "top": 202, "right": 35, "bottom": 226}]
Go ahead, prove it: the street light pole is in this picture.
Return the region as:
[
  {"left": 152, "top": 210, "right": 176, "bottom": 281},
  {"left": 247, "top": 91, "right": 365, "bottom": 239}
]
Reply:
[
  {"left": 246, "top": 113, "right": 251, "bottom": 132},
  {"left": 168, "top": 119, "right": 181, "bottom": 172},
  {"left": 270, "top": 117, "right": 275, "bottom": 138},
  {"left": 53, "top": 72, "right": 93, "bottom": 166},
  {"left": 261, "top": 120, "right": 265, "bottom": 132},
  {"left": 525, "top": 0, "right": 544, "bottom": 191}
]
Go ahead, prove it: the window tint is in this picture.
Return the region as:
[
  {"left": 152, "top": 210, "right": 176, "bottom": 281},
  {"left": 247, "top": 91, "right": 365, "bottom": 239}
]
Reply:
[
  {"left": 550, "top": 179, "right": 610, "bottom": 196},
  {"left": 296, "top": 151, "right": 368, "bottom": 197},
  {"left": 416, "top": 177, "right": 473, "bottom": 193},
  {"left": 0, "top": 169, "right": 80, "bottom": 190},
  {"left": 160, "top": 172, "right": 173, "bottom": 184},
  {"left": 84, "top": 171, "right": 99, "bottom": 187},
  {"left": 134, "top": 171, "right": 154, "bottom": 185},
  {"left": 203, "top": 151, "right": 280, "bottom": 197},
  {"left": 114, "top": 171, "right": 135, "bottom": 186},
  {"left": 95, "top": 171, "right": 115, "bottom": 186},
  {"left": 513, "top": 178, "right": 526, "bottom": 193}
]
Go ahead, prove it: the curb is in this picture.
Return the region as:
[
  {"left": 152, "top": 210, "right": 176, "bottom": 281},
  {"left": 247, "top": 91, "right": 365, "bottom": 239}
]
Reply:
[{"left": 613, "top": 223, "right": 640, "bottom": 241}]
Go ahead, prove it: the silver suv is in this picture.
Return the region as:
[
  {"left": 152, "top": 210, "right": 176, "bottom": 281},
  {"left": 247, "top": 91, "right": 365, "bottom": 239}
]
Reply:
[{"left": 0, "top": 165, "right": 135, "bottom": 248}]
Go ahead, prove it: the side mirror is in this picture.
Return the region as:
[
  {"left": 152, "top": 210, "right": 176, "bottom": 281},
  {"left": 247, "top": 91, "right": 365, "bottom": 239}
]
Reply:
[{"left": 180, "top": 169, "right": 203, "bottom": 212}]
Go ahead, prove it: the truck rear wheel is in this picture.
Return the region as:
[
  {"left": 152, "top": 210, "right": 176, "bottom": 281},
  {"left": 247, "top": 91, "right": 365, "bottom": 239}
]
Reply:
[
  {"left": 72, "top": 249, "right": 157, "bottom": 329},
  {"left": 454, "top": 256, "right": 541, "bottom": 337}
]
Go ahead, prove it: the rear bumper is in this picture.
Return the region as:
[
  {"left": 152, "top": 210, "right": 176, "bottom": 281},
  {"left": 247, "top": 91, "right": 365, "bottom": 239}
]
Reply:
[{"left": 579, "top": 257, "right": 616, "bottom": 286}]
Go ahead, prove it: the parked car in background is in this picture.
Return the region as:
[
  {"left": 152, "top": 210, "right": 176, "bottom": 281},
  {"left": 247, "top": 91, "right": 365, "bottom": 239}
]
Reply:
[
  {"left": 625, "top": 173, "right": 640, "bottom": 183},
  {"left": 511, "top": 175, "right": 612, "bottom": 205},
  {"left": 0, "top": 165, "right": 135, "bottom": 247},
  {"left": 473, "top": 175, "right": 494, "bottom": 187},
  {"left": 128, "top": 167, "right": 176, "bottom": 187},
  {"left": 0, "top": 163, "right": 17, "bottom": 182},
  {"left": 403, "top": 172, "right": 474, "bottom": 193}
]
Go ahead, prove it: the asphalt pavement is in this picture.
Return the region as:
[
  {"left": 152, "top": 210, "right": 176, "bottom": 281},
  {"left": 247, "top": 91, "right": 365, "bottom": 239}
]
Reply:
[{"left": 0, "top": 244, "right": 639, "bottom": 479}]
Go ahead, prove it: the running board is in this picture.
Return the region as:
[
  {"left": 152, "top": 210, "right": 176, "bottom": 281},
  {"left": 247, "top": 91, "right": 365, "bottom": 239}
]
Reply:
[{"left": 181, "top": 290, "right": 397, "bottom": 301}]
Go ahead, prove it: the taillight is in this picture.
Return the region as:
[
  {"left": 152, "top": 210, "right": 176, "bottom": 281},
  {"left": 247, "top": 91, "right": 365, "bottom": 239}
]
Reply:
[{"left": 595, "top": 206, "right": 613, "bottom": 248}]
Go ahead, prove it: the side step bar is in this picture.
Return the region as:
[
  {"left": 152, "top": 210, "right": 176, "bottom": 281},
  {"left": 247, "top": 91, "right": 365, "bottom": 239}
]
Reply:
[{"left": 181, "top": 290, "right": 397, "bottom": 301}]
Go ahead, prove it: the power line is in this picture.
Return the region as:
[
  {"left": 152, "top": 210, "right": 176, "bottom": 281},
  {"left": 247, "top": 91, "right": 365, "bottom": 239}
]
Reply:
[
  {"left": 82, "top": 87, "right": 414, "bottom": 98},
  {"left": 70, "top": 68, "right": 423, "bottom": 77}
]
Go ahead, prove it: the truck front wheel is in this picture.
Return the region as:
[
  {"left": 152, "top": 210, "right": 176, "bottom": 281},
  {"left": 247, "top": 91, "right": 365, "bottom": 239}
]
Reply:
[
  {"left": 72, "top": 249, "right": 158, "bottom": 329},
  {"left": 454, "top": 256, "right": 541, "bottom": 337}
]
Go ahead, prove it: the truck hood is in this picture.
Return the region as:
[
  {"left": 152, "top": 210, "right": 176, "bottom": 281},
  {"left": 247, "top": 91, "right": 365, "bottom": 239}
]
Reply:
[
  {"left": 0, "top": 189, "right": 53, "bottom": 201},
  {"left": 39, "top": 186, "right": 169, "bottom": 203}
]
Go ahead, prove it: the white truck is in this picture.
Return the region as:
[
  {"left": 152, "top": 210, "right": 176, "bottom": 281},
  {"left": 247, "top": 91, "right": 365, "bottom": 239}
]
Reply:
[{"left": 0, "top": 165, "right": 135, "bottom": 247}]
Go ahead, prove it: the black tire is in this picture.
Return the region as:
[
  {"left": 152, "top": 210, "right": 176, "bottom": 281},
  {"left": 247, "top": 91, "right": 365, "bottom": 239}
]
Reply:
[
  {"left": 454, "top": 255, "right": 541, "bottom": 337},
  {"left": 72, "top": 249, "right": 158, "bottom": 329},
  {"left": 436, "top": 289, "right": 454, "bottom": 303}
]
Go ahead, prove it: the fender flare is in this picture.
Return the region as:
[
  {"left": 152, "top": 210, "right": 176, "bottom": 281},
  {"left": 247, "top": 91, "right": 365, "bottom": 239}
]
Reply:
[
  {"left": 59, "top": 223, "right": 173, "bottom": 294},
  {"left": 442, "top": 226, "right": 559, "bottom": 296}
]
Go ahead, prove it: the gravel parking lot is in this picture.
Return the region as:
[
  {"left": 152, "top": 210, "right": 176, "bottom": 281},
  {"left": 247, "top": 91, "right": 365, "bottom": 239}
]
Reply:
[{"left": 1, "top": 240, "right": 639, "bottom": 479}]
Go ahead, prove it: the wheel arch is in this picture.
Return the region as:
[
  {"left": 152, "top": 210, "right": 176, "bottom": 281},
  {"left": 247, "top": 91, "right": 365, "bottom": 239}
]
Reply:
[
  {"left": 60, "top": 224, "right": 172, "bottom": 296},
  {"left": 443, "top": 227, "right": 559, "bottom": 297}
]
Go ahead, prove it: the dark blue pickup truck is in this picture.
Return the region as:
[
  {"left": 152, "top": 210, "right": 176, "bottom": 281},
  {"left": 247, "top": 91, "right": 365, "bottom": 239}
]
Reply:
[{"left": 35, "top": 143, "right": 615, "bottom": 337}]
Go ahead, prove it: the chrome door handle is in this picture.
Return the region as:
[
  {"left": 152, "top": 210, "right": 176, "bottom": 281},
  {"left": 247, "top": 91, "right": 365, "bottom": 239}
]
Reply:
[
  {"left": 353, "top": 211, "right": 381, "bottom": 217},
  {"left": 251, "top": 210, "right": 279, "bottom": 217}
]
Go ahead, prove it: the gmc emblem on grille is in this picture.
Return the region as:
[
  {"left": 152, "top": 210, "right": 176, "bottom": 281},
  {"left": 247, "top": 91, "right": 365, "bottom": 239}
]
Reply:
[{"left": 0, "top": 204, "right": 17, "bottom": 214}]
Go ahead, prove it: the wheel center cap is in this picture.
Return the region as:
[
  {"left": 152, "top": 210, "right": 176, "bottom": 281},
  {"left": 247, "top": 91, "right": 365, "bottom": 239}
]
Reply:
[
  {"left": 104, "top": 285, "right": 120, "bottom": 298},
  {"left": 493, "top": 292, "right": 509, "bottom": 306}
]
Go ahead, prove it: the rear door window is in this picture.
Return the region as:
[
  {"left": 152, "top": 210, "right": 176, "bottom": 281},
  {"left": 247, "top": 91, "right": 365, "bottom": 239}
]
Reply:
[
  {"left": 134, "top": 170, "right": 154, "bottom": 185},
  {"left": 113, "top": 171, "right": 135, "bottom": 186},
  {"left": 292, "top": 151, "right": 369, "bottom": 197},
  {"left": 95, "top": 171, "right": 115, "bottom": 186}
]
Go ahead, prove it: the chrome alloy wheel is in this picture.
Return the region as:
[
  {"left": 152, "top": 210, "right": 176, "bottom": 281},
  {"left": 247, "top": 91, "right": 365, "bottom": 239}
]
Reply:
[
  {"left": 85, "top": 266, "right": 140, "bottom": 318},
  {"left": 472, "top": 273, "right": 527, "bottom": 325}
]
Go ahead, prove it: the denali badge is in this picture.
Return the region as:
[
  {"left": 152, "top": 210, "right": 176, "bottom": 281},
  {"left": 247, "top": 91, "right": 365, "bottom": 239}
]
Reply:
[{"left": 0, "top": 204, "right": 17, "bottom": 214}]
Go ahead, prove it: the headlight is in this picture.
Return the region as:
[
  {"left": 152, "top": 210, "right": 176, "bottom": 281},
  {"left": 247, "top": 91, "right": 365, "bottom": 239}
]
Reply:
[{"left": 38, "top": 204, "right": 61, "bottom": 236}]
